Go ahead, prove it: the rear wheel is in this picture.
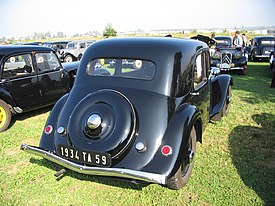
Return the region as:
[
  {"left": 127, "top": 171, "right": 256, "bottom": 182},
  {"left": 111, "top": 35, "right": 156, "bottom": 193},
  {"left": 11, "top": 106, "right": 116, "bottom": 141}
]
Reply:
[
  {"left": 167, "top": 126, "right": 197, "bottom": 190},
  {"left": 0, "top": 100, "right": 12, "bottom": 132}
]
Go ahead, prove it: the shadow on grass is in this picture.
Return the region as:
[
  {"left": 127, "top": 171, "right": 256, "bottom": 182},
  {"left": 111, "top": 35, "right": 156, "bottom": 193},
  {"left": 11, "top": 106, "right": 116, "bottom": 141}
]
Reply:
[
  {"left": 8, "top": 105, "right": 52, "bottom": 129},
  {"left": 29, "top": 157, "right": 147, "bottom": 190},
  {"left": 231, "top": 63, "right": 275, "bottom": 104},
  {"left": 229, "top": 113, "right": 275, "bottom": 205}
]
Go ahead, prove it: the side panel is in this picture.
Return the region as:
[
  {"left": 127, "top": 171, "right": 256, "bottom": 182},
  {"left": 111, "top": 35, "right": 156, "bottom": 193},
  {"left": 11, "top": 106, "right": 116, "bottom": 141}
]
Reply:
[{"left": 39, "top": 94, "right": 69, "bottom": 151}]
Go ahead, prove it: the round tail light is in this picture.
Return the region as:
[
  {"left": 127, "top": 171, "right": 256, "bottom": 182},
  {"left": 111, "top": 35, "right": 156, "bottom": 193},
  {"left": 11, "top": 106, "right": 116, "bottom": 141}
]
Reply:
[
  {"left": 44, "top": 125, "right": 53, "bottom": 135},
  {"left": 161, "top": 145, "right": 172, "bottom": 156}
]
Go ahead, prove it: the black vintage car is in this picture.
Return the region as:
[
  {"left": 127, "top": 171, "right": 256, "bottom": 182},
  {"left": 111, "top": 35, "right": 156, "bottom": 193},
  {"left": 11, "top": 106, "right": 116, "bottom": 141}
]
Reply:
[
  {"left": 210, "top": 36, "right": 247, "bottom": 75},
  {"left": 249, "top": 36, "right": 275, "bottom": 61},
  {"left": 21, "top": 37, "right": 232, "bottom": 189},
  {"left": 0, "top": 45, "right": 78, "bottom": 132}
]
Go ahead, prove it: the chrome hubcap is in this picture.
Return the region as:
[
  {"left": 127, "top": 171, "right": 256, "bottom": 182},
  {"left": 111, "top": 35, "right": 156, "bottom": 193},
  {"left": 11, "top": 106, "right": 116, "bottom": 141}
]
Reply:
[{"left": 87, "top": 114, "right": 102, "bottom": 129}]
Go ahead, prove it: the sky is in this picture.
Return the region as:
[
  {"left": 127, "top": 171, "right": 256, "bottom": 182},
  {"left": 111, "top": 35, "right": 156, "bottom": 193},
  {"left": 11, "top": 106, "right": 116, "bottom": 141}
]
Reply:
[{"left": 0, "top": 0, "right": 275, "bottom": 38}]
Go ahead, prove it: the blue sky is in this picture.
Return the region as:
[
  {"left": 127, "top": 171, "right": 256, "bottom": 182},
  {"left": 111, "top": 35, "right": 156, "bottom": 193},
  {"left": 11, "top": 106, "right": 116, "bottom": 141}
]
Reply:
[{"left": 0, "top": 0, "right": 275, "bottom": 38}]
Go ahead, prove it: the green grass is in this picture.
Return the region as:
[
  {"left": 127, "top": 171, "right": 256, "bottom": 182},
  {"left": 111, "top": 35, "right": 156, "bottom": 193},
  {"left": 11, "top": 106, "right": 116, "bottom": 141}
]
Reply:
[{"left": 0, "top": 62, "right": 275, "bottom": 206}]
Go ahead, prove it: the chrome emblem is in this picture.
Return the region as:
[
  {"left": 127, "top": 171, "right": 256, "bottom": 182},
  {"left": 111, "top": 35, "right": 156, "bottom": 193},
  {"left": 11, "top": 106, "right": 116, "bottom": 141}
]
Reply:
[{"left": 87, "top": 114, "right": 102, "bottom": 129}]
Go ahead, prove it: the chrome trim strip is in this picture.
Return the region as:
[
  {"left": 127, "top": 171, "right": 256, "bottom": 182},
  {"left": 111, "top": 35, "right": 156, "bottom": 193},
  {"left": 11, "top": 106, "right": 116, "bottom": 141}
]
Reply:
[
  {"left": 254, "top": 54, "right": 270, "bottom": 58},
  {"left": 220, "top": 67, "right": 243, "bottom": 71},
  {"left": 20, "top": 144, "right": 166, "bottom": 185}
]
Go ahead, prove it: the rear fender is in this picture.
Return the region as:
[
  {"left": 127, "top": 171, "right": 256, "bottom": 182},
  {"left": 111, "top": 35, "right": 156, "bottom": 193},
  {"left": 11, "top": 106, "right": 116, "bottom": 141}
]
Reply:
[
  {"left": 39, "top": 94, "right": 69, "bottom": 151},
  {"left": 0, "top": 88, "right": 17, "bottom": 112},
  {"left": 143, "top": 104, "right": 201, "bottom": 177},
  {"left": 210, "top": 74, "right": 233, "bottom": 121}
]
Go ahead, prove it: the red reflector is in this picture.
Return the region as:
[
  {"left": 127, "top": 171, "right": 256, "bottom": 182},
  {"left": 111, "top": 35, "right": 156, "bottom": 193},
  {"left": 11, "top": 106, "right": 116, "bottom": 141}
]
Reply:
[
  {"left": 44, "top": 125, "right": 53, "bottom": 135},
  {"left": 161, "top": 145, "right": 172, "bottom": 156}
]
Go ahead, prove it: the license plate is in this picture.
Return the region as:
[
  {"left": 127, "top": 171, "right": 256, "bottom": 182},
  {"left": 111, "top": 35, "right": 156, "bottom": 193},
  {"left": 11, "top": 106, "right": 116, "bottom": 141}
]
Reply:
[
  {"left": 57, "top": 145, "right": 111, "bottom": 167},
  {"left": 220, "top": 63, "right": 230, "bottom": 69}
]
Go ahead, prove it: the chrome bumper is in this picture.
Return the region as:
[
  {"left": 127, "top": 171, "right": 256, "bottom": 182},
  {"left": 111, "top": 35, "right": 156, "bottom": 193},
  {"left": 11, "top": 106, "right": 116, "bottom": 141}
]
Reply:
[
  {"left": 20, "top": 144, "right": 167, "bottom": 185},
  {"left": 220, "top": 66, "right": 244, "bottom": 71}
]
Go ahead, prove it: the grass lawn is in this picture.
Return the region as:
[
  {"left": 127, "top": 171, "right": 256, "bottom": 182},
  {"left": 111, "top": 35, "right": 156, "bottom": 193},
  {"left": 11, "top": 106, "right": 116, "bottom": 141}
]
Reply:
[{"left": 0, "top": 62, "right": 274, "bottom": 206}]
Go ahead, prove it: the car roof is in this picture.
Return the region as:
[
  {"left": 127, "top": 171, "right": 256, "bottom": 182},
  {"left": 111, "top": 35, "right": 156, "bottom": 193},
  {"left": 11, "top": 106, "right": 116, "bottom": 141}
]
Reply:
[
  {"left": 82, "top": 37, "right": 207, "bottom": 61},
  {"left": 253, "top": 36, "right": 275, "bottom": 40},
  {"left": 68, "top": 40, "right": 95, "bottom": 44},
  {"left": 215, "top": 36, "right": 232, "bottom": 40},
  {"left": 43, "top": 40, "right": 71, "bottom": 44},
  {"left": 0, "top": 45, "right": 54, "bottom": 56}
]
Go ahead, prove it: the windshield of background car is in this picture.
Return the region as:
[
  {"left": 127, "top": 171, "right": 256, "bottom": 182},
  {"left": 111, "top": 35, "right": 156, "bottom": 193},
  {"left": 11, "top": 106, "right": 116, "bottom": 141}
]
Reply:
[
  {"left": 259, "top": 39, "right": 275, "bottom": 46},
  {"left": 86, "top": 58, "right": 156, "bottom": 80},
  {"left": 215, "top": 38, "right": 231, "bottom": 47}
]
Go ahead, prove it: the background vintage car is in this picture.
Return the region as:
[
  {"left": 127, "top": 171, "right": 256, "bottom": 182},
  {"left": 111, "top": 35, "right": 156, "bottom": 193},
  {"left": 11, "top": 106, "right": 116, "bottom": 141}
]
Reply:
[
  {"left": 21, "top": 37, "right": 232, "bottom": 190},
  {"left": 210, "top": 36, "right": 248, "bottom": 75},
  {"left": 248, "top": 36, "right": 275, "bottom": 61},
  {"left": 42, "top": 40, "right": 71, "bottom": 52},
  {"left": 59, "top": 40, "right": 96, "bottom": 62},
  {"left": 0, "top": 45, "right": 78, "bottom": 132}
]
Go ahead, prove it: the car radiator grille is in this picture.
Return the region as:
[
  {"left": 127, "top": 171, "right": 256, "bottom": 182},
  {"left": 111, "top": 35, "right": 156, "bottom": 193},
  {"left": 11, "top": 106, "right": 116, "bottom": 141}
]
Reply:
[{"left": 221, "top": 52, "right": 232, "bottom": 64}]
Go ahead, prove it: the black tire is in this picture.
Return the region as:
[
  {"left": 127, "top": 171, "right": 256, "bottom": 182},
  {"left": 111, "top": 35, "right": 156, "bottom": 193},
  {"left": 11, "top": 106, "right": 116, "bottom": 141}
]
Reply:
[
  {"left": 167, "top": 126, "right": 197, "bottom": 190},
  {"left": 222, "top": 85, "right": 232, "bottom": 117},
  {"left": 64, "top": 54, "right": 74, "bottom": 63},
  {"left": 0, "top": 100, "right": 12, "bottom": 132}
]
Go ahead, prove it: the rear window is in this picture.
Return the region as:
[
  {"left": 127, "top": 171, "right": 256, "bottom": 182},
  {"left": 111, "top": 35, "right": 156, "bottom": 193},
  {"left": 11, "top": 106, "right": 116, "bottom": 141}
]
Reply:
[
  {"left": 86, "top": 58, "right": 156, "bottom": 80},
  {"left": 260, "top": 40, "right": 275, "bottom": 45}
]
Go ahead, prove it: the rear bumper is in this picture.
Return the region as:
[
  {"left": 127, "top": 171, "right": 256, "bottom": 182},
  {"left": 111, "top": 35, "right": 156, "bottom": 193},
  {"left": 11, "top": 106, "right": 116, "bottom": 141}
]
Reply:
[{"left": 20, "top": 144, "right": 166, "bottom": 185}]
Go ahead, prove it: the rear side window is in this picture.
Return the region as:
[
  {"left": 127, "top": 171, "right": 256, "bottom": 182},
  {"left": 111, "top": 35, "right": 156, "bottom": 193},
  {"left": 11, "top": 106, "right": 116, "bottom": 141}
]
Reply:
[
  {"left": 35, "top": 52, "right": 61, "bottom": 73},
  {"left": 86, "top": 58, "right": 156, "bottom": 80},
  {"left": 194, "top": 52, "right": 209, "bottom": 89},
  {"left": 3, "top": 54, "right": 34, "bottom": 78}
]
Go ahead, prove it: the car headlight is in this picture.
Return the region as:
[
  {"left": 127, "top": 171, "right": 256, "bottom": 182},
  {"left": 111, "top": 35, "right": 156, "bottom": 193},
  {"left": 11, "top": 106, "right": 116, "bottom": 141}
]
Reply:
[
  {"left": 213, "top": 51, "right": 221, "bottom": 59},
  {"left": 234, "top": 52, "right": 242, "bottom": 59}
]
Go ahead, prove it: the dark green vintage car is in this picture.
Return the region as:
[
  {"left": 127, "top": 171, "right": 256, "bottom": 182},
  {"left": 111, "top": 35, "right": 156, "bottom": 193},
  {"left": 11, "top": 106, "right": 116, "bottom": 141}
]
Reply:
[{"left": 21, "top": 37, "right": 232, "bottom": 189}]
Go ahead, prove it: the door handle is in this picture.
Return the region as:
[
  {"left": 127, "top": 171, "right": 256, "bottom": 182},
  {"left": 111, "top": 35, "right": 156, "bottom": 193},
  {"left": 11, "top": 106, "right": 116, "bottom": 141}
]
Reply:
[
  {"left": 0, "top": 79, "right": 7, "bottom": 83},
  {"left": 190, "top": 92, "right": 200, "bottom": 96}
]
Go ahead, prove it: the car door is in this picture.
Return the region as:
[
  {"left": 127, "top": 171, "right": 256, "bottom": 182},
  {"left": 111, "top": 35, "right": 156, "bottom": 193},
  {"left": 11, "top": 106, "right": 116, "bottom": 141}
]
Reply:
[
  {"left": 1, "top": 53, "right": 42, "bottom": 110},
  {"left": 35, "top": 51, "right": 69, "bottom": 104},
  {"left": 190, "top": 51, "right": 210, "bottom": 129}
]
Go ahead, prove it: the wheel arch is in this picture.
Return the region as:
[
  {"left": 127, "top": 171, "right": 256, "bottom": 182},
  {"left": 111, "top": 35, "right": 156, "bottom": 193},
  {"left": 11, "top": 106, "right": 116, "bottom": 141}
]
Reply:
[
  {"left": 142, "top": 103, "right": 202, "bottom": 177},
  {"left": 64, "top": 53, "right": 76, "bottom": 60},
  {"left": 0, "top": 88, "right": 17, "bottom": 114}
]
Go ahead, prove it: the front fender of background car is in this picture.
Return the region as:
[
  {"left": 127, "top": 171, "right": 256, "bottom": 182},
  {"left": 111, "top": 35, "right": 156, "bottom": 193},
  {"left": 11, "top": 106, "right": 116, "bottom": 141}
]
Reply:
[
  {"left": 61, "top": 61, "right": 79, "bottom": 73},
  {"left": 210, "top": 74, "right": 233, "bottom": 121},
  {"left": 39, "top": 94, "right": 69, "bottom": 151},
  {"left": 142, "top": 103, "right": 201, "bottom": 177}
]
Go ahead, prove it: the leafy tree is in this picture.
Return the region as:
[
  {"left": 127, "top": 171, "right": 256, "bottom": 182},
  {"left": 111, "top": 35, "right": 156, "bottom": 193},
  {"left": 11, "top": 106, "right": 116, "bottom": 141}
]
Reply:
[{"left": 103, "top": 23, "right": 117, "bottom": 38}]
